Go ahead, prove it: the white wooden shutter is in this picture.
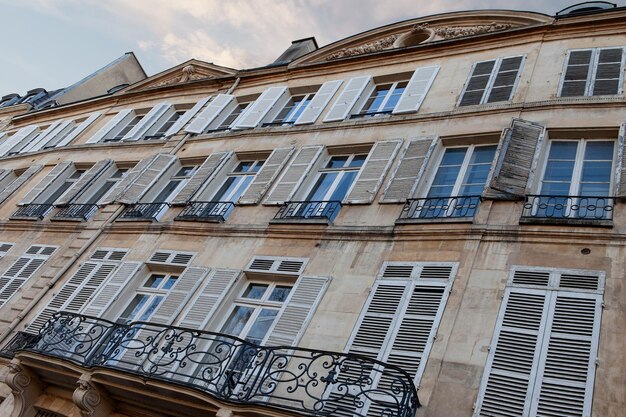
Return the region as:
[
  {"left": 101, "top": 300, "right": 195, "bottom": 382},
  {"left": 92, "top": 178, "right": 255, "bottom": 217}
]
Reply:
[
  {"left": 20, "top": 121, "right": 64, "bottom": 153},
  {"left": 54, "top": 160, "right": 113, "bottom": 206},
  {"left": 323, "top": 76, "right": 373, "bottom": 122},
  {"left": 81, "top": 262, "right": 143, "bottom": 318},
  {"left": 100, "top": 156, "right": 153, "bottom": 205},
  {"left": 185, "top": 94, "right": 235, "bottom": 134},
  {"left": 393, "top": 66, "right": 440, "bottom": 114},
  {"left": 116, "top": 154, "right": 177, "bottom": 204},
  {"left": 559, "top": 49, "right": 594, "bottom": 97},
  {"left": 345, "top": 139, "right": 402, "bottom": 204},
  {"left": 264, "top": 145, "right": 324, "bottom": 205},
  {"left": 176, "top": 268, "right": 240, "bottom": 329},
  {"left": 85, "top": 109, "right": 135, "bottom": 144},
  {"left": 165, "top": 96, "right": 212, "bottom": 136},
  {"left": 170, "top": 152, "right": 232, "bottom": 205},
  {"left": 147, "top": 250, "right": 195, "bottom": 268},
  {"left": 459, "top": 60, "right": 497, "bottom": 106},
  {"left": 0, "top": 245, "right": 56, "bottom": 308},
  {"left": 0, "top": 125, "right": 39, "bottom": 156},
  {"left": 592, "top": 47, "right": 624, "bottom": 96},
  {"left": 149, "top": 266, "right": 208, "bottom": 325},
  {"left": 239, "top": 147, "right": 295, "bottom": 205},
  {"left": 616, "top": 122, "right": 626, "bottom": 199},
  {"left": 0, "top": 243, "right": 13, "bottom": 259},
  {"left": 294, "top": 80, "right": 343, "bottom": 125},
  {"left": 380, "top": 136, "right": 438, "bottom": 203},
  {"left": 42, "top": 120, "right": 76, "bottom": 148},
  {"left": 233, "top": 87, "right": 288, "bottom": 129},
  {"left": 122, "top": 102, "right": 173, "bottom": 141},
  {"left": 485, "top": 56, "right": 524, "bottom": 103},
  {"left": 55, "top": 113, "right": 101, "bottom": 147},
  {"left": 0, "top": 165, "right": 43, "bottom": 205},
  {"left": 19, "top": 161, "right": 74, "bottom": 206}
]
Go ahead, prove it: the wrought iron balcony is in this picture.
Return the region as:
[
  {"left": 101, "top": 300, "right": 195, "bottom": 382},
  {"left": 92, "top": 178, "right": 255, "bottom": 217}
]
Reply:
[
  {"left": 1, "top": 312, "right": 419, "bottom": 417},
  {"left": 397, "top": 196, "right": 482, "bottom": 222},
  {"left": 119, "top": 202, "right": 169, "bottom": 221},
  {"left": 175, "top": 201, "right": 235, "bottom": 222},
  {"left": 12, "top": 204, "right": 54, "bottom": 220},
  {"left": 274, "top": 200, "right": 342, "bottom": 222},
  {"left": 52, "top": 204, "right": 99, "bottom": 221},
  {"left": 350, "top": 110, "right": 393, "bottom": 119},
  {"left": 521, "top": 195, "right": 615, "bottom": 224}
]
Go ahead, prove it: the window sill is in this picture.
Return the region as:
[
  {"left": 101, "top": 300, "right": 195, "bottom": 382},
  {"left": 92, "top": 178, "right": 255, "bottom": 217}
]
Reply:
[
  {"left": 9, "top": 216, "right": 41, "bottom": 221},
  {"left": 269, "top": 218, "right": 331, "bottom": 226},
  {"left": 395, "top": 217, "right": 474, "bottom": 225},
  {"left": 519, "top": 218, "right": 613, "bottom": 227},
  {"left": 50, "top": 217, "right": 84, "bottom": 223},
  {"left": 174, "top": 216, "right": 224, "bottom": 224},
  {"left": 115, "top": 218, "right": 158, "bottom": 223}
]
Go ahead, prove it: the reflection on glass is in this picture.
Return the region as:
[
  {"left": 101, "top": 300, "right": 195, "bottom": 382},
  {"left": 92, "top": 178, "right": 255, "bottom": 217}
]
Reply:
[
  {"left": 242, "top": 284, "right": 268, "bottom": 300},
  {"left": 245, "top": 309, "right": 279, "bottom": 344},
  {"left": 268, "top": 286, "right": 292, "bottom": 302}
]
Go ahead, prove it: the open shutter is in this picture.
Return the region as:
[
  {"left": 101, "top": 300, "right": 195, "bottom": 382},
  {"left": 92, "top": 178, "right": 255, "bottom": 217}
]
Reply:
[
  {"left": 294, "top": 80, "right": 343, "bottom": 125},
  {"left": 149, "top": 267, "right": 208, "bottom": 325},
  {"left": 81, "top": 262, "right": 143, "bottom": 318},
  {"left": 459, "top": 60, "right": 496, "bottom": 106},
  {"left": 185, "top": 94, "right": 235, "bottom": 134},
  {"left": 0, "top": 125, "right": 39, "bottom": 156},
  {"left": 55, "top": 113, "right": 101, "bottom": 147},
  {"left": 264, "top": 145, "right": 324, "bottom": 205},
  {"left": 117, "top": 154, "right": 177, "bottom": 204},
  {"left": 486, "top": 56, "right": 524, "bottom": 103},
  {"left": 345, "top": 139, "right": 401, "bottom": 204},
  {"left": 487, "top": 118, "right": 545, "bottom": 198},
  {"left": 592, "top": 48, "right": 624, "bottom": 96},
  {"left": 171, "top": 152, "right": 232, "bottom": 205},
  {"left": 0, "top": 169, "right": 12, "bottom": 186},
  {"left": 21, "top": 121, "right": 64, "bottom": 153},
  {"left": 616, "top": 122, "right": 626, "bottom": 200},
  {"left": 381, "top": 136, "right": 438, "bottom": 203},
  {"left": 101, "top": 156, "right": 153, "bottom": 205},
  {"left": 0, "top": 165, "right": 43, "bottom": 206},
  {"left": 166, "top": 96, "right": 211, "bottom": 136},
  {"left": 559, "top": 50, "right": 593, "bottom": 97},
  {"left": 323, "top": 76, "right": 373, "bottom": 122},
  {"left": 393, "top": 66, "right": 440, "bottom": 114},
  {"left": 55, "top": 159, "right": 113, "bottom": 206},
  {"left": 0, "top": 245, "right": 56, "bottom": 309},
  {"left": 42, "top": 120, "right": 76, "bottom": 149},
  {"left": 264, "top": 275, "right": 330, "bottom": 347},
  {"left": 233, "top": 87, "right": 288, "bottom": 129},
  {"left": 176, "top": 268, "right": 240, "bottom": 329},
  {"left": 19, "top": 161, "right": 73, "bottom": 206},
  {"left": 85, "top": 109, "right": 134, "bottom": 144},
  {"left": 122, "top": 102, "right": 173, "bottom": 141},
  {"left": 239, "top": 147, "right": 295, "bottom": 205}
]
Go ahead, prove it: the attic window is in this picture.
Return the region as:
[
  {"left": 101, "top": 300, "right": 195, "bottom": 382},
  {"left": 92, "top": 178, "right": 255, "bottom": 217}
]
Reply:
[{"left": 394, "top": 27, "right": 434, "bottom": 48}]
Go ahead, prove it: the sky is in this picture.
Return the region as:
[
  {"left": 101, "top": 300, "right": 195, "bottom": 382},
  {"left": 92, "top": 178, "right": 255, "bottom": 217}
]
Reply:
[{"left": 0, "top": 0, "right": 624, "bottom": 96}]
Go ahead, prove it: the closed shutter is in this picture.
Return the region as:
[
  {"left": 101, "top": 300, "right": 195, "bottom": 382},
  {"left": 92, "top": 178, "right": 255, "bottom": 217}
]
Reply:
[
  {"left": 0, "top": 165, "right": 43, "bottom": 205},
  {"left": 488, "top": 119, "right": 545, "bottom": 198},
  {"left": 323, "top": 76, "right": 373, "bottom": 122},
  {"left": 176, "top": 268, "right": 240, "bottom": 329},
  {"left": 81, "top": 262, "right": 143, "bottom": 318},
  {"left": 392, "top": 66, "right": 440, "bottom": 114},
  {"left": 170, "top": 152, "right": 232, "bottom": 205},
  {"left": 54, "top": 160, "right": 113, "bottom": 206},
  {"left": 380, "top": 136, "right": 438, "bottom": 203},
  {"left": 85, "top": 109, "right": 135, "bottom": 144},
  {"left": 264, "top": 145, "right": 324, "bottom": 205},
  {"left": 345, "top": 139, "right": 402, "bottom": 204},
  {"left": 21, "top": 121, "right": 64, "bottom": 153},
  {"left": 55, "top": 113, "right": 101, "bottom": 147},
  {"left": 0, "top": 125, "right": 39, "bottom": 156},
  {"left": 294, "top": 80, "right": 343, "bottom": 125},
  {"left": 591, "top": 48, "right": 624, "bottom": 96},
  {"left": 149, "top": 267, "right": 208, "bottom": 325},
  {"left": 122, "top": 102, "right": 173, "bottom": 141},
  {"left": 559, "top": 50, "right": 593, "bottom": 97},
  {"left": 233, "top": 87, "right": 288, "bottom": 129},
  {"left": 486, "top": 56, "right": 524, "bottom": 103},
  {"left": 185, "top": 94, "right": 235, "bottom": 134},
  {"left": 116, "top": 154, "right": 177, "bottom": 204},
  {"left": 42, "top": 120, "right": 76, "bottom": 149},
  {"left": 0, "top": 245, "right": 56, "bottom": 308},
  {"left": 239, "top": 147, "right": 295, "bottom": 205},
  {"left": 459, "top": 60, "right": 496, "bottom": 106},
  {"left": 264, "top": 275, "right": 330, "bottom": 347},
  {"left": 19, "top": 161, "right": 74, "bottom": 206},
  {"left": 166, "top": 96, "right": 212, "bottom": 136},
  {"left": 0, "top": 243, "right": 13, "bottom": 258},
  {"left": 616, "top": 122, "right": 626, "bottom": 199}
]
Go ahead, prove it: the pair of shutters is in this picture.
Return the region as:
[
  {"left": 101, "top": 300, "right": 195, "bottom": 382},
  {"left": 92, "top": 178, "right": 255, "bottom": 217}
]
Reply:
[
  {"left": 18, "top": 161, "right": 78, "bottom": 206},
  {"left": 458, "top": 56, "right": 524, "bottom": 106},
  {"left": 0, "top": 125, "right": 40, "bottom": 156},
  {"left": 475, "top": 268, "right": 604, "bottom": 417},
  {"left": 87, "top": 102, "right": 174, "bottom": 143},
  {"left": 559, "top": 48, "right": 625, "bottom": 97},
  {"left": 0, "top": 165, "right": 43, "bottom": 206}
]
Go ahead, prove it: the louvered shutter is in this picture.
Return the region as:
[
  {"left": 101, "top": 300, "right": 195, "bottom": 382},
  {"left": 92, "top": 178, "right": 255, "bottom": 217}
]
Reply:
[
  {"left": 81, "top": 262, "right": 143, "bottom": 318},
  {"left": 165, "top": 96, "right": 212, "bottom": 136},
  {"left": 43, "top": 120, "right": 76, "bottom": 148},
  {"left": 233, "top": 87, "right": 288, "bottom": 129},
  {"left": 592, "top": 48, "right": 624, "bottom": 96},
  {"left": 0, "top": 245, "right": 56, "bottom": 308},
  {"left": 294, "top": 80, "right": 343, "bottom": 125},
  {"left": 459, "top": 60, "right": 496, "bottom": 106},
  {"left": 85, "top": 109, "right": 135, "bottom": 144},
  {"left": 185, "top": 94, "right": 235, "bottom": 134},
  {"left": 54, "top": 160, "right": 113, "bottom": 206},
  {"left": 0, "top": 169, "right": 11, "bottom": 185},
  {"left": 264, "top": 275, "right": 330, "bottom": 347},
  {"left": 116, "top": 154, "right": 177, "bottom": 204},
  {"left": 488, "top": 119, "right": 545, "bottom": 198},
  {"left": 616, "top": 122, "right": 626, "bottom": 199},
  {"left": 393, "top": 66, "right": 440, "bottom": 114},
  {"left": 560, "top": 50, "right": 593, "bottom": 97},
  {"left": 0, "top": 243, "right": 13, "bottom": 258},
  {"left": 122, "top": 102, "right": 173, "bottom": 141},
  {"left": 55, "top": 113, "right": 101, "bottom": 147},
  {"left": 486, "top": 56, "right": 524, "bottom": 103},
  {"left": 176, "top": 268, "right": 240, "bottom": 329},
  {"left": 149, "top": 267, "right": 208, "bottom": 325},
  {"left": 21, "top": 121, "right": 64, "bottom": 153},
  {"left": 19, "top": 161, "right": 74, "bottom": 206},
  {"left": 345, "top": 139, "right": 401, "bottom": 204},
  {"left": 381, "top": 136, "right": 438, "bottom": 203},
  {"left": 100, "top": 156, "right": 154, "bottom": 205},
  {"left": 323, "top": 76, "right": 373, "bottom": 122},
  {"left": 239, "top": 147, "right": 295, "bottom": 205},
  {"left": 0, "top": 165, "right": 43, "bottom": 205},
  {"left": 0, "top": 125, "right": 39, "bottom": 156},
  {"left": 264, "top": 145, "right": 324, "bottom": 205},
  {"left": 170, "top": 152, "right": 232, "bottom": 205}
]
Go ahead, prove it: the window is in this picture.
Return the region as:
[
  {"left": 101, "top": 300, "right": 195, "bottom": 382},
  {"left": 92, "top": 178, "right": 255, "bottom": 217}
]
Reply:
[
  {"left": 104, "top": 115, "right": 142, "bottom": 142},
  {"left": 42, "top": 169, "right": 86, "bottom": 205},
  {"left": 211, "top": 159, "right": 265, "bottom": 203},
  {"left": 355, "top": 81, "right": 408, "bottom": 117},
  {"left": 268, "top": 94, "right": 314, "bottom": 125},
  {"left": 146, "top": 111, "right": 184, "bottom": 140},
  {"left": 84, "top": 168, "right": 128, "bottom": 205},
  {"left": 213, "top": 102, "right": 251, "bottom": 131},
  {"left": 459, "top": 56, "right": 524, "bottom": 106},
  {"left": 118, "top": 273, "right": 179, "bottom": 323},
  {"left": 153, "top": 166, "right": 197, "bottom": 203},
  {"left": 559, "top": 47, "right": 625, "bottom": 97}
]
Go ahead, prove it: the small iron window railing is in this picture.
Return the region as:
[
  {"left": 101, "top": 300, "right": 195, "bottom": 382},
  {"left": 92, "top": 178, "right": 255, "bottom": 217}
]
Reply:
[
  {"left": 52, "top": 204, "right": 99, "bottom": 221},
  {"left": 119, "top": 202, "right": 169, "bottom": 220},
  {"left": 274, "top": 200, "right": 342, "bottom": 222},
  {"left": 521, "top": 195, "right": 615, "bottom": 222},
  {"left": 175, "top": 201, "right": 235, "bottom": 222},
  {"left": 398, "top": 196, "right": 482, "bottom": 221},
  {"left": 12, "top": 204, "right": 54, "bottom": 220}
]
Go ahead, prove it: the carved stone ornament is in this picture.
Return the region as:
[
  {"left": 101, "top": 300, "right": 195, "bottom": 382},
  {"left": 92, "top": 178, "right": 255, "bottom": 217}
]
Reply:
[
  {"left": 153, "top": 65, "right": 210, "bottom": 87},
  {"left": 4, "top": 360, "right": 41, "bottom": 417},
  {"left": 326, "top": 34, "right": 399, "bottom": 60},
  {"left": 433, "top": 22, "right": 514, "bottom": 39},
  {"left": 72, "top": 374, "right": 112, "bottom": 417}
]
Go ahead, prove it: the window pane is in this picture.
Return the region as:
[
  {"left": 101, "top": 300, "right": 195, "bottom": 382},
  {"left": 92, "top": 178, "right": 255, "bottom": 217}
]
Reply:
[
  {"left": 162, "top": 276, "right": 178, "bottom": 290},
  {"left": 348, "top": 154, "right": 368, "bottom": 167},
  {"left": 548, "top": 141, "right": 578, "bottom": 159},
  {"left": 139, "top": 296, "right": 163, "bottom": 321},
  {"left": 326, "top": 156, "right": 349, "bottom": 168},
  {"left": 221, "top": 306, "right": 254, "bottom": 337},
  {"left": 154, "top": 180, "right": 181, "bottom": 202},
  {"left": 119, "top": 294, "right": 149, "bottom": 323},
  {"left": 581, "top": 161, "right": 612, "bottom": 183},
  {"left": 584, "top": 141, "right": 614, "bottom": 160},
  {"left": 212, "top": 177, "right": 238, "bottom": 201},
  {"left": 242, "top": 283, "right": 268, "bottom": 299},
  {"left": 234, "top": 161, "right": 255, "bottom": 173},
  {"left": 329, "top": 171, "right": 357, "bottom": 201},
  {"left": 382, "top": 82, "right": 407, "bottom": 112},
  {"left": 269, "top": 286, "right": 292, "bottom": 302},
  {"left": 542, "top": 161, "right": 575, "bottom": 182},
  {"left": 250, "top": 160, "right": 265, "bottom": 173},
  {"left": 307, "top": 173, "right": 337, "bottom": 201},
  {"left": 144, "top": 274, "right": 165, "bottom": 288},
  {"left": 459, "top": 146, "right": 496, "bottom": 196},
  {"left": 245, "top": 309, "right": 279, "bottom": 344}
]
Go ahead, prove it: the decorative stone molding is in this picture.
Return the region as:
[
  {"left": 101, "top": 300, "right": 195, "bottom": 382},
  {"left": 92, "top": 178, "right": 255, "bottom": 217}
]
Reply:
[
  {"left": 4, "top": 359, "right": 41, "bottom": 417},
  {"left": 433, "top": 22, "right": 514, "bottom": 39},
  {"left": 72, "top": 374, "right": 112, "bottom": 417},
  {"left": 325, "top": 34, "right": 399, "bottom": 60},
  {"left": 153, "top": 65, "right": 210, "bottom": 87},
  {"left": 216, "top": 408, "right": 235, "bottom": 417}
]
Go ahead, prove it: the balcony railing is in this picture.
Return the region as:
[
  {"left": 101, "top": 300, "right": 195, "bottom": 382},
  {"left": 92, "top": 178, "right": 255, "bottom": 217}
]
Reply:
[
  {"left": 52, "top": 204, "right": 99, "bottom": 221},
  {"left": 274, "top": 200, "right": 342, "bottom": 222},
  {"left": 2, "top": 312, "right": 419, "bottom": 417},
  {"left": 12, "top": 204, "right": 54, "bottom": 220},
  {"left": 176, "top": 201, "right": 235, "bottom": 222},
  {"left": 521, "top": 195, "right": 615, "bottom": 223},
  {"left": 398, "top": 196, "right": 482, "bottom": 221},
  {"left": 119, "top": 202, "right": 169, "bottom": 221},
  {"left": 350, "top": 110, "right": 393, "bottom": 119}
]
